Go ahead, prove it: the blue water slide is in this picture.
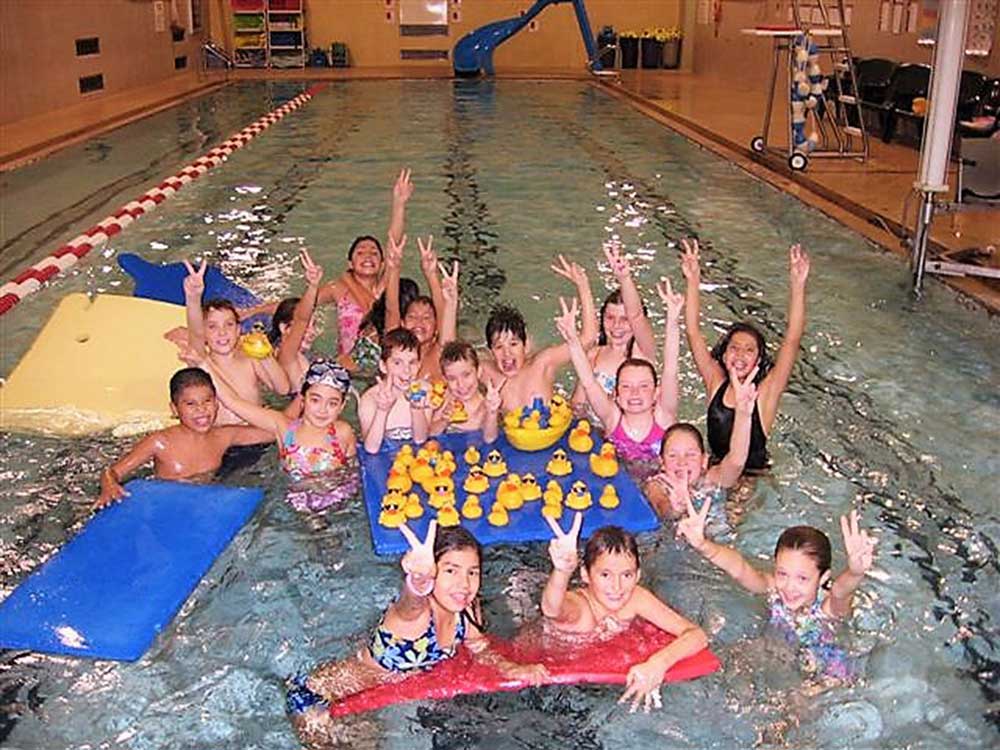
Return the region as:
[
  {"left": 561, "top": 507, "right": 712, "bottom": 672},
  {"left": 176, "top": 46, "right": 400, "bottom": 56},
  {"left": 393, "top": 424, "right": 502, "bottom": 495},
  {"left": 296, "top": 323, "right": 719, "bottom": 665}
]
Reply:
[{"left": 453, "top": 0, "right": 600, "bottom": 77}]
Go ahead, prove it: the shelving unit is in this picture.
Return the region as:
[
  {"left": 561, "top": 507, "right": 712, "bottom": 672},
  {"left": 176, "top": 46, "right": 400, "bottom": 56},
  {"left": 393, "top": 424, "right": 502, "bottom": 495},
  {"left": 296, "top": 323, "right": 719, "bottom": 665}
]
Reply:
[
  {"left": 231, "top": 0, "right": 267, "bottom": 68},
  {"left": 267, "top": 0, "right": 305, "bottom": 69}
]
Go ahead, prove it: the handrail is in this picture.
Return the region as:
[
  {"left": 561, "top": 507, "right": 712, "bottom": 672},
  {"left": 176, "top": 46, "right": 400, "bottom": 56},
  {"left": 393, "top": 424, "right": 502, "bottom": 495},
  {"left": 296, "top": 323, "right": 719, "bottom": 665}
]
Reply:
[{"left": 203, "top": 41, "right": 233, "bottom": 69}]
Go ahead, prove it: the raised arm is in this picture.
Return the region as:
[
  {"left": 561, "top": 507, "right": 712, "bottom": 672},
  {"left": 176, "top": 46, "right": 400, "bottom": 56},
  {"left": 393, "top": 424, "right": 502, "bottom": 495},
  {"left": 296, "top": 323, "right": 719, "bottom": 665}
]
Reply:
[
  {"left": 252, "top": 355, "right": 291, "bottom": 397},
  {"left": 392, "top": 520, "right": 436, "bottom": 622},
  {"left": 541, "top": 512, "right": 584, "bottom": 623},
  {"left": 758, "top": 244, "right": 809, "bottom": 431},
  {"left": 536, "top": 255, "right": 598, "bottom": 371},
  {"left": 435, "top": 256, "right": 459, "bottom": 346},
  {"left": 676, "top": 495, "right": 771, "bottom": 594},
  {"left": 680, "top": 239, "right": 724, "bottom": 394},
  {"left": 278, "top": 250, "right": 323, "bottom": 373},
  {"left": 553, "top": 297, "right": 618, "bottom": 428},
  {"left": 826, "top": 510, "right": 875, "bottom": 619},
  {"left": 705, "top": 366, "right": 757, "bottom": 488},
  {"left": 182, "top": 259, "right": 207, "bottom": 352},
  {"left": 417, "top": 236, "right": 447, "bottom": 334},
  {"left": 96, "top": 434, "right": 159, "bottom": 508},
  {"left": 384, "top": 234, "right": 405, "bottom": 332},
  {"left": 481, "top": 378, "right": 501, "bottom": 444},
  {"left": 388, "top": 168, "right": 413, "bottom": 246},
  {"left": 198, "top": 357, "right": 287, "bottom": 435},
  {"left": 655, "top": 278, "right": 683, "bottom": 425},
  {"left": 605, "top": 244, "right": 656, "bottom": 360}
]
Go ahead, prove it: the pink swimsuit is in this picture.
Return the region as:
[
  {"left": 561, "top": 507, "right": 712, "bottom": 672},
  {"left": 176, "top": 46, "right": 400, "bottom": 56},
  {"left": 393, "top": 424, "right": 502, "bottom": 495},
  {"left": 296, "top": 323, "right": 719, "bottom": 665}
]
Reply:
[
  {"left": 609, "top": 419, "right": 666, "bottom": 462},
  {"left": 337, "top": 294, "right": 366, "bottom": 356}
]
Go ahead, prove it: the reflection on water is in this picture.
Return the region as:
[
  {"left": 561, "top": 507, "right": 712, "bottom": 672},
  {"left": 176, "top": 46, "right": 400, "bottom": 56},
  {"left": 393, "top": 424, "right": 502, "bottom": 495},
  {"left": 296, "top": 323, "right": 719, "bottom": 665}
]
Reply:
[{"left": 1, "top": 80, "right": 998, "bottom": 749}]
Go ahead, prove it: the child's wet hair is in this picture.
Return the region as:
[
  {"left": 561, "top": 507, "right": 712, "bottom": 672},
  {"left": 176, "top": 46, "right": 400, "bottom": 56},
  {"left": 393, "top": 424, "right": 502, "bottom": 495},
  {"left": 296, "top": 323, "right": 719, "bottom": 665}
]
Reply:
[
  {"left": 660, "top": 423, "right": 706, "bottom": 457},
  {"left": 269, "top": 297, "right": 300, "bottom": 346},
  {"left": 775, "top": 526, "right": 832, "bottom": 575},
  {"left": 403, "top": 295, "right": 437, "bottom": 319},
  {"left": 202, "top": 298, "right": 239, "bottom": 322},
  {"left": 169, "top": 367, "right": 215, "bottom": 403},
  {"left": 598, "top": 289, "right": 644, "bottom": 355},
  {"left": 615, "top": 357, "right": 658, "bottom": 389},
  {"left": 348, "top": 235, "right": 384, "bottom": 261},
  {"left": 583, "top": 526, "right": 640, "bottom": 570},
  {"left": 441, "top": 340, "right": 479, "bottom": 369},
  {"left": 380, "top": 327, "right": 420, "bottom": 360},
  {"left": 710, "top": 322, "right": 772, "bottom": 384},
  {"left": 362, "top": 277, "right": 420, "bottom": 338},
  {"left": 485, "top": 304, "right": 527, "bottom": 347},
  {"left": 433, "top": 526, "right": 482, "bottom": 564}
]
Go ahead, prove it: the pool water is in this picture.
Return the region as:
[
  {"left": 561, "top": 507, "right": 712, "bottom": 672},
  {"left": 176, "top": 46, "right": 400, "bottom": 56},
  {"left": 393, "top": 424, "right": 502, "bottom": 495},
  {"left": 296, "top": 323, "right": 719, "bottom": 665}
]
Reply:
[{"left": 1, "top": 80, "right": 998, "bottom": 749}]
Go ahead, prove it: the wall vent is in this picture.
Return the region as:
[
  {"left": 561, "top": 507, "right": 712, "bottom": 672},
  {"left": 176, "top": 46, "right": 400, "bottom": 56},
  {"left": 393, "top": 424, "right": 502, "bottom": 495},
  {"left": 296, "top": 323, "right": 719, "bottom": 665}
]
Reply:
[
  {"left": 175, "top": 56, "right": 188, "bottom": 69},
  {"left": 400, "top": 49, "right": 449, "bottom": 60},
  {"left": 75, "top": 37, "right": 100, "bottom": 56},
  {"left": 79, "top": 74, "right": 104, "bottom": 94},
  {"left": 400, "top": 24, "right": 448, "bottom": 36}
]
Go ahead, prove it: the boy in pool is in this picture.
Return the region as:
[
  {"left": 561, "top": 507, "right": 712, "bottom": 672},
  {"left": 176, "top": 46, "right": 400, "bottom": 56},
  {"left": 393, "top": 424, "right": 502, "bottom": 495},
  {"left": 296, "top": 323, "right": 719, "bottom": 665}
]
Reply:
[
  {"left": 541, "top": 520, "right": 708, "bottom": 712},
  {"left": 94, "top": 368, "right": 271, "bottom": 508},
  {"left": 428, "top": 341, "right": 502, "bottom": 442},
  {"left": 480, "top": 255, "right": 597, "bottom": 412},
  {"left": 358, "top": 327, "right": 429, "bottom": 453},
  {"left": 182, "top": 260, "right": 289, "bottom": 425}
]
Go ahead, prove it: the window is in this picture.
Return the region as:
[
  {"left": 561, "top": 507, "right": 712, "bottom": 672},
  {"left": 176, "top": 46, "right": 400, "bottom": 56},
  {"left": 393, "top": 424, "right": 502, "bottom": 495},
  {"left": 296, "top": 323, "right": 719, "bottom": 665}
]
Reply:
[
  {"left": 75, "top": 37, "right": 100, "bottom": 56},
  {"left": 79, "top": 74, "right": 104, "bottom": 94},
  {"left": 175, "top": 56, "right": 188, "bottom": 69}
]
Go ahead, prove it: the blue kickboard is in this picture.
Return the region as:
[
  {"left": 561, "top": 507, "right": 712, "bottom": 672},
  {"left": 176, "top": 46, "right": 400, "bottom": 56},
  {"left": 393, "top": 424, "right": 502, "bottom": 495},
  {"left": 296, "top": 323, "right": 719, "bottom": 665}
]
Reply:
[
  {"left": 360, "top": 432, "right": 660, "bottom": 556},
  {"left": 0, "top": 480, "right": 265, "bottom": 661},
  {"left": 118, "top": 253, "right": 268, "bottom": 331}
]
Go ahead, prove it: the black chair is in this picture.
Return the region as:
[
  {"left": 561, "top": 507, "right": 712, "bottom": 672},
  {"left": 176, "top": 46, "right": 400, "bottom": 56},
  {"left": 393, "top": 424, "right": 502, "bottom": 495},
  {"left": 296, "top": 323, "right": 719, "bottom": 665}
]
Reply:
[
  {"left": 956, "top": 70, "right": 989, "bottom": 121},
  {"left": 959, "top": 77, "right": 1000, "bottom": 139},
  {"left": 880, "top": 63, "right": 931, "bottom": 143},
  {"left": 855, "top": 58, "right": 897, "bottom": 105}
]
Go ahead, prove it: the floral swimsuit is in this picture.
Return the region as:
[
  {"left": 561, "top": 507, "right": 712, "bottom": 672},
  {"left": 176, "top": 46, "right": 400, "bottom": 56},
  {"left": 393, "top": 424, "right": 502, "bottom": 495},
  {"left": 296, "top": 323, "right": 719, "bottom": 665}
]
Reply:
[{"left": 767, "top": 590, "right": 854, "bottom": 680}]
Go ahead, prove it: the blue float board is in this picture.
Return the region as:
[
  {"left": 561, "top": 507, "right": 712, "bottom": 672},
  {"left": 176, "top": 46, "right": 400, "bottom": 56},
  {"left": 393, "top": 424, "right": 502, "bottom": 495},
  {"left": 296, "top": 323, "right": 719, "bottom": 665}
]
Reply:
[
  {"left": 360, "top": 433, "right": 660, "bottom": 556},
  {"left": 0, "top": 480, "right": 264, "bottom": 661}
]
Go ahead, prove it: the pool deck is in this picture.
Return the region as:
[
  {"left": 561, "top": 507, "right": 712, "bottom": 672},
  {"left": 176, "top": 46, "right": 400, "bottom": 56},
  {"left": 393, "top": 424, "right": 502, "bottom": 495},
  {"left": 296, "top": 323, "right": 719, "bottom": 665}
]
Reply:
[{"left": 2, "top": 66, "right": 996, "bottom": 311}]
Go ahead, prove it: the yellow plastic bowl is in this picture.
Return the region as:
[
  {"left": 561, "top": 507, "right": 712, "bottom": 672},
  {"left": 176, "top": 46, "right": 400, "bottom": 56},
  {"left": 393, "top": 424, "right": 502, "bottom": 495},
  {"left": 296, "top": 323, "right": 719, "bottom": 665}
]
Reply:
[{"left": 503, "top": 420, "right": 571, "bottom": 452}]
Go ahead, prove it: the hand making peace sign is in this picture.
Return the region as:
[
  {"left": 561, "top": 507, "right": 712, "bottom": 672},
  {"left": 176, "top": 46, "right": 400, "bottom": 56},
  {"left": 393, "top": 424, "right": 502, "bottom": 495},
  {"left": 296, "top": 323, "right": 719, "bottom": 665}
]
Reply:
[
  {"left": 399, "top": 520, "right": 438, "bottom": 582},
  {"left": 545, "top": 511, "right": 583, "bottom": 573},
  {"left": 182, "top": 259, "right": 207, "bottom": 299},
  {"left": 840, "top": 509, "right": 876, "bottom": 576},
  {"left": 300, "top": 249, "right": 323, "bottom": 287},
  {"left": 675, "top": 493, "right": 712, "bottom": 552},
  {"left": 656, "top": 277, "right": 683, "bottom": 318}
]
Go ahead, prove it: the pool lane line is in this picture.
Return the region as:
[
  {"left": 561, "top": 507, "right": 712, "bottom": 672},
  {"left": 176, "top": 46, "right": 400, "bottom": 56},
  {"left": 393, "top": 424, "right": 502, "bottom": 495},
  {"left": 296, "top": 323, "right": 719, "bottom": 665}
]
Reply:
[{"left": 0, "top": 83, "right": 326, "bottom": 317}]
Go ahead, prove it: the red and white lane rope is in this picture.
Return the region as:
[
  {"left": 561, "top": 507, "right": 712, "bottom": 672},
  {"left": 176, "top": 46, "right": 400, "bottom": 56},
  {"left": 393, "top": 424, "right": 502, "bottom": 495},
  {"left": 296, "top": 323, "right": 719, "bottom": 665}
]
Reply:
[{"left": 0, "top": 83, "right": 325, "bottom": 316}]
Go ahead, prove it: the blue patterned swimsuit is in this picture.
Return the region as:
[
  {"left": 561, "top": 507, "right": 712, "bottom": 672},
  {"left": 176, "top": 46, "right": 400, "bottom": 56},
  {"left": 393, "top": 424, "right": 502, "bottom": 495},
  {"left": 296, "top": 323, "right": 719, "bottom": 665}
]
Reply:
[
  {"left": 767, "top": 591, "right": 854, "bottom": 680},
  {"left": 368, "top": 606, "right": 469, "bottom": 673}
]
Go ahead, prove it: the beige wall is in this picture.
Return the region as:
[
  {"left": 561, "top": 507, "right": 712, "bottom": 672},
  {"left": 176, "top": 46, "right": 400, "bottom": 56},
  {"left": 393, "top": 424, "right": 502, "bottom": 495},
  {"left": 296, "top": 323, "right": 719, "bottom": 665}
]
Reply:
[
  {"left": 1, "top": 0, "right": 202, "bottom": 124},
  {"left": 693, "top": 0, "right": 1000, "bottom": 81},
  {"left": 208, "top": 0, "right": 681, "bottom": 70}
]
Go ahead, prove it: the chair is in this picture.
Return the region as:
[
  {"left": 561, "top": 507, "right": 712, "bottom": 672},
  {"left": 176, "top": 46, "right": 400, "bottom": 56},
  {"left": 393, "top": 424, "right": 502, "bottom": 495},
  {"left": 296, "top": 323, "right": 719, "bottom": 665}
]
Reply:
[
  {"left": 880, "top": 63, "right": 931, "bottom": 143},
  {"left": 957, "top": 138, "right": 1000, "bottom": 203},
  {"left": 855, "top": 58, "right": 897, "bottom": 105},
  {"left": 956, "top": 71, "right": 989, "bottom": 121}
]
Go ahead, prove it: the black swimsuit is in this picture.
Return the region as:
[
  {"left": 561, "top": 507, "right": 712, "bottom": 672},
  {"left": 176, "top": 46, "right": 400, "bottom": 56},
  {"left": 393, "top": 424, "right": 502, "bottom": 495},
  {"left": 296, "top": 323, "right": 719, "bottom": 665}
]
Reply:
[{"left": 706, "top": 379, "right": 769, "bottom": 471}]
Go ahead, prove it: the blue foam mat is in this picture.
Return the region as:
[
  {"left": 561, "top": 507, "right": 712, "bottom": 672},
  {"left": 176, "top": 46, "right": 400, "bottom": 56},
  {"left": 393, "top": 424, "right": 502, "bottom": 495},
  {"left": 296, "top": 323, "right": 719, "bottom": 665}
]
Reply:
[
  {"left": 360, "top": 432, "right": 660, "bottom": 556},
  {"left": 0, "top": 480, "right": 264, "bottom": 661}
]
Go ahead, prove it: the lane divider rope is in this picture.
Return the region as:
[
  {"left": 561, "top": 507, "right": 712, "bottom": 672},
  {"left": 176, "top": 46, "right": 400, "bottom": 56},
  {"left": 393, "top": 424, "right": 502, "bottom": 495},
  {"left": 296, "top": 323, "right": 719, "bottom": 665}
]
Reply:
[{"left": 0, "top": 83, "right": 326, "bottom": 316}]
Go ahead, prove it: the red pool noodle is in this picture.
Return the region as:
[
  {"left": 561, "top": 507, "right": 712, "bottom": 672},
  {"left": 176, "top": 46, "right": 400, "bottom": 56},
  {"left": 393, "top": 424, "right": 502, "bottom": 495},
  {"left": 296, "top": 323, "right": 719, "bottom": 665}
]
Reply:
[{"left": 330, "top": 619, "right": 720, "bottom": 717}]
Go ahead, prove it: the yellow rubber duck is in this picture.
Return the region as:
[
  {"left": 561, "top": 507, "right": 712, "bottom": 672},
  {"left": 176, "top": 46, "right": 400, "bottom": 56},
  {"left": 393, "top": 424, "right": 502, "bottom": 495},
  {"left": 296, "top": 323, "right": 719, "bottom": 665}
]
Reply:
[
  {"left": 437, "top": 503, "right": 461, "bottom": 527},
  {"left": 482, "top": 449, "right": 508, "bottom": 478},
  {"left": 568, "top": 419, "right": 594, "bottom": 453},
  {"left": 541, "top": 502, "right": 563, "bottom": 520},
  {"left": 430, "top": 381, "right": 448, "bottom": 408},
  {"left": 393, "top": 444, "right": 414, "bottom": 470},
  {"left": 409, "top": 457, "right": 434, "bottom": 485},
  {"left": 598, "top": 484, "right": 620, "bottom": 509},
  {"left": 542, "top": 480, "right": 564, "bottom": 505},
  {"left": 426, "top": 476, "right": 456, "bottom": 509},
  {"left": 503, "top": 411, "right": 521, "bottom": 429},
  {"left": 589, "top": 441, "right": 619, "bottom": 478},
  {"left": 496, "top": 474, "right": 524, "bottom": 510},
  {"left": 404, "top": 493, "right": 424, "bottom": 518},
  {"left": 487, "top": 502, "right": 510, "bottom": 527},
  {"left": 379, "top": 492, "right": 407, "bottom": 528},
  {"left": 463, "top": 465, "right": 490, "bottom": 494},
  {"left": 464, "top": 446, "right": 481, "bottom": 466},
  {"left": 239, "top": 324, "right": 273, "bottom": 359},
  {"left": 451, "top": 400, "right": 469, "bottom": 423},
  {"left": 565, "top": 480, "right": 593, "bottom": 510},
  {"left": 386, "top": 469, "right": 412, "bottom": 493},
  {"left": 461, "top": 495, "right": 483, "bottom": 520},
  {"left": 520, "top": 473, "right": 542, "bottom": 501},
  {"left": 545, "top": 448, "right": 573, "bottom": 477}
]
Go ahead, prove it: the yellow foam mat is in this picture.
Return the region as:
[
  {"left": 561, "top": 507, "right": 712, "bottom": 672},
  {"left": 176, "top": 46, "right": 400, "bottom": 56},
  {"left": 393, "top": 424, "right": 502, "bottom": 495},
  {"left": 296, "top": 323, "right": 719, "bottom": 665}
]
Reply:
[{"left": 1, "top": 294, "right": 186, "bottom": 436}]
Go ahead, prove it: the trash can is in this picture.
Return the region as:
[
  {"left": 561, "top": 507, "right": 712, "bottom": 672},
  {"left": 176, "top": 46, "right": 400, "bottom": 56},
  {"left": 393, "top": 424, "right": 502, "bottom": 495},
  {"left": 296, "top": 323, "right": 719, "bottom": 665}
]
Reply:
[
  {"left": 620, "top": 37, "right": 639, "bottom": 69},
  {"left": 596, "top": 26, "right": 617, "bottom": 68},
  {"left": 662, "top": 39, "right": 682, "bottom": 69},
  {"left": 641, "top": 38, "right": 663, "bottom": 69}
]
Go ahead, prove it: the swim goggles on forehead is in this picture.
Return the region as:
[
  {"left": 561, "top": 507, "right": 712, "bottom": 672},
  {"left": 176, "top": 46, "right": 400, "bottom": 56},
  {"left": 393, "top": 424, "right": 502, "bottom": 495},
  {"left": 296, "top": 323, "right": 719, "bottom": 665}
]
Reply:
[{"left": 303, "top": 359, "right": 351, "bottom": 393}]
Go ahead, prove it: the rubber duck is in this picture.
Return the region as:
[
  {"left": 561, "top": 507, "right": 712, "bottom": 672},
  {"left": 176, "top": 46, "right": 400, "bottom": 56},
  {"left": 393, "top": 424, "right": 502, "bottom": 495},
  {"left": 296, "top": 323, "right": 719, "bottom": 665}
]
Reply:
[
  {"left": 545, "top": 448, "right": 573, "bottom": 477},
  {"left": 393, "top": 444, "right": 414, "bottom": 470},
  {"left": 451, "top": 400, "right": 469, "bottom": 423},
  {"left": 379, "top": 491, "right": 406, "bottom": 528},
  {"left": 565, "top": 480, "right": 593, "bottom": 510},
  {"left": 437, "top": 503, "right": 461, "bottom": 527},
  {"left": 589, "top": 442, "right": 619, "bottom": 478},
  {"left": 482, "top": 449, "right": 508, "bottom": 478},
  {"left": 404, "top": 492, "right": 424, "bottom": 519},
  {"left": 464, "top": 446, "right": 481, "bottom": 466},
  {"left": 430, "top": 381, "right": 448, "bottom": 408},
  {"left": 568, "top": 419, "right": 594, "bottom": 453},
  {"left": 496, "top": 474, "right": 524, "bottom": 510},
  {"left": 409, "top": 457, "right": 434, "bottom": 485},
  {"left": 542, "top": 480, "right": 564, "bottom": 505},
  {"left": 503, "top": 411, "right": 521, "bottom": 430},
  {"left": 426, "top": 476, "right": 456, "bottom": 509},
  {"left": 461, "top": 495, "right": 484, "bottom": 520},
  {"left": 408, "top": 381, "right": 428, "bottom": 405},
  {"left": 487, "top": 502, "right": 510, "bottom": 527},
  {"left": 462, "top": 465, "right": 490, "bottom": 494},
  {"left": 598, "top": 484, "right": 620, "bottom": 509},
  {"left": 240, "top": 324, "right": 273, "bottom": 359},
  {"left": 386, "top": 468, "right": 412, "bottom": 493},
  {"left": 541, "top": 501, "right": 563, "bottom": 520},
  {"left": 436, "top": 452, "right": 457, "bottom": 477},
  {"left": 520, "top": 473, "right": 542, "bottom": 501}
]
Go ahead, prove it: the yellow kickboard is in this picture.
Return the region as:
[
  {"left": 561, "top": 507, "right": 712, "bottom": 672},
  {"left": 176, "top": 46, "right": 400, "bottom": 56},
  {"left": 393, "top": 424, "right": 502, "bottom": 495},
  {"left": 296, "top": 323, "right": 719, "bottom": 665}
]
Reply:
[{"left": 1, "top": 294, "right": 186, "bottom": 436}]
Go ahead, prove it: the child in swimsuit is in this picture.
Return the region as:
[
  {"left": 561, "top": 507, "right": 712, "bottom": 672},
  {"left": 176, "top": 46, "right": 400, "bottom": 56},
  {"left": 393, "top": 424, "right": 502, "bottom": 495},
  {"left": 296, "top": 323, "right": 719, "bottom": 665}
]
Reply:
[
  {"left": 428, "top": 341, "right": 501, "bottom": 442},
  {"left": 555, "top": 280, "right": 682, "bottom": 471},
  {"left": 677, "top": 504, "right": 875, "bottom": 681},
  {"left": 572, "top": 243, "right": 657, "bottom": 416},
  {"left": 358, "top": 327, "right": 430, "bottom": 453},
  {"left": 643, "top": 367, "right": 757, "bottom": 520},
  {"left": 272, "top": 250, "right": 324, "bottom": 393},
  {"left": 541, "top": 521, "right": 708, "bottom": 713},
  {"left": 680, "top": 239, "right": 810, "bottom": 472},
  {"left": 288, "top": 524, "right": 548, "bottom": 748}
]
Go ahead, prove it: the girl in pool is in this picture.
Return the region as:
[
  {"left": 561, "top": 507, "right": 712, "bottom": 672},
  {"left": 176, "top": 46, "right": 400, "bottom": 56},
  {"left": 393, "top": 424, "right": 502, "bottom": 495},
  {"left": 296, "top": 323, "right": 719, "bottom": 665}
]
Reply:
[
  {"left": 677, "top": 504, "right": 875, "bottom": 681},
  {"left": 554, "top": 280, "right": 680, "bottom": 471},
  {"left": 542, "top": 519, "right": 708, "bottom": 713},
  {"left": 288, "top": 523, "right": 548, "bottom": 747},
  {"left": 193, "top": 354, "right": 358, "bottom": 512},
  {"left": 681, "top": 238, "right": 810, "bottom": 471},
  {"left": 572, "top": 243, "right": 657, "bottom": 417},
  {"left": 272, "top": 250, "right": 324, "bottom": 393}
]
